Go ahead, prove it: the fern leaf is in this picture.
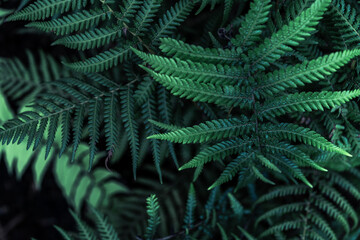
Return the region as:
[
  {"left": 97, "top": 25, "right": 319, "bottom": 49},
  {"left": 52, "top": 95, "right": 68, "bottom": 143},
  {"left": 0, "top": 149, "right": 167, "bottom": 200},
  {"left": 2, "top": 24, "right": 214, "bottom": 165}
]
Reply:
[
  {"left": 71, "top": 105, "right": 85, "bottom": 163},
  {"left": 248, "top": 0, "right": 331, "bottom": 70},
  {"left": 179, "top": 138, "right": 253, "bottom": 170},
  {"left": 90, "top": 206, "right": 120, "bottom": 240},
  {"left": 258, "top": 49, "right": 360, "bottom": 96},
  {"left": 148, "top": 117, "right": 254, "bottom": 144},
  {"left": 121, "top": 87, "right": 140, "bottom": 179},
  {"left": 26, "top": 9, "right": 107, "bottom": 35},
  {"left": 159, "top": 38, "right": 243, "bottom": 64},
  {"left": 53, "top": 26, "right": 121, "bottom": 51},
  {"left": 232, "top": 0, "right": 272, "bottom": 48},
  {"left": 142, "top": 96, "right": 162, "bottom": 183},
  {"left": 259, "top": 90, "right": 360, "bottom": 119},
  {"left": 45, "top": 114, "right": 59, "bottom": 159},
  {"left": 117, "top": 0, "right": 142, "bottom": 24},
  {"left": 261, "top": 123, "right": 350, "bottom": 158},
  {"left": 64, "top": 46, "right": 132, "bottom": 73},
  {"left": 141, "top": 67, "right": 251, "bottom": 107},
  {"left": 134, "top": 0, "right": 162, "bottom": 36},
  {"left": 69, "top": 210, "right": 97, "bottom": 240},
  {"left": 88, "top": 98, "right": 102, "bottom": 170},
  {"left": 54, "top": 226, "right": 73, "bottom": 240},
  {"left": 145, "top": 194, "right": 161, "bottom": 240},
  {"left": 132, "top": 48, "right": 241, "bottom": 86},
  {"left": 150, "top": 0, "right": 195, "bottom": 44},
  {"left": 104, "top": 92, "right": 120, "bottom": 154},
  {"left": 209, "top": 153, "right": 252, "bottom": 190},
  {"left": 7, "top": 0, "right": 95, "bottom": 21},
  {"left": 183, "top": 183, "right": 196, "bottom": 230}
]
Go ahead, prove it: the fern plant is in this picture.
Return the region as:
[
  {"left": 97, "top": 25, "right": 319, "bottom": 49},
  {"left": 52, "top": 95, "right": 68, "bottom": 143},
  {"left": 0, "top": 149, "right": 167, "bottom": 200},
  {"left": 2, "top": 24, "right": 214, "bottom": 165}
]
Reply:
[
  {"left": 3, "top": 0, "right": 360, "bottom": 239},
  {"left": 134, "top": 0, "right": 360, "bottom": 189},
  {"left": 255, "top": 168, "right": 360, "bottom": 239},
  {"left": 7, "top": 0, "right": 196, "bottom": 73}
]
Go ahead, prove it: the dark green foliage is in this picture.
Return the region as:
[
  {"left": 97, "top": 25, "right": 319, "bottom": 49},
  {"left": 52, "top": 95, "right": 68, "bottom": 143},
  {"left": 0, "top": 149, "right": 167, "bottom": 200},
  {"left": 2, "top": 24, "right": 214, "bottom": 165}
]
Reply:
[{"left": 3, "top": 0, "right": 360, "bottom": 239}]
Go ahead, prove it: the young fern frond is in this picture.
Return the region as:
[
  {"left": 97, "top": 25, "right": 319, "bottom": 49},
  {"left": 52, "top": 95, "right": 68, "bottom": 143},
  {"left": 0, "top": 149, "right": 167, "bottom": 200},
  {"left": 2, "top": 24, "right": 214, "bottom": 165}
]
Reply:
[{"left": 145, "top": 194, "right": 161, "bottom": 240}]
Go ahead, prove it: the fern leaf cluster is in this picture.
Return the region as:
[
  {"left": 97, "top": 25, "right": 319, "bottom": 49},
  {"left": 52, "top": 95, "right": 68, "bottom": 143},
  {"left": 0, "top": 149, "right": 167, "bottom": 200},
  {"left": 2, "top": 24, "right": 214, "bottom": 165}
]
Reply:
[{"left": 135, "top": 0, "right": 360, "bottom": 189}]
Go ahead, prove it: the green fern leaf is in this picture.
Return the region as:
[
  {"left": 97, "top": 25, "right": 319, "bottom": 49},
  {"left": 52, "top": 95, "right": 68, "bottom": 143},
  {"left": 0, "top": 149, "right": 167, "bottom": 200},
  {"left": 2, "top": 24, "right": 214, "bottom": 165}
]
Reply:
[
  {"left": 179, "top": 138, "right": 253, "bottom": 170},
  {"left": 88, "top": 98, "right": 102, "bottom": 170},
  {"left": 141, "top": 67, "right": 251, "bottom": 107},
  {"left": 248, "top": 0, "right": 331, "bottom": 70},
  {"left": 52, "top": 27, "right": 121, "bottom": 51},
  {"left": 159, "top": 38, "right": 243, "bottom": 64},
  {"left": 64, "top": 46, "right": 132, "bottom": 72},
  {"left": 261, "top": 123, "right": 351, "bottom": 158},
  {"left": 148, "top": 117, "right": 254, "bottom": 144},
  {"left": 121, "top": 87, "right": 140, "bottom": 179},
  {"left": 259, "top": 90, "right": 360, "bottom": 119},
  {"left": 145, "top": 194, "right": 161, "bottom": 240},
  {"left": 133, "top": 48, "right": 241, "bottom": 86},
  {"left": 90, "top": 206, "right": 120, "bottom": 240},
  {"left": 26, "top": 9, "right": 107, "bottom": 35},
  {"left": 231, "top": 0, "right": 272, "bottom": 48},
  {"left": 150, "top": 0, "right": 195, "bottom": 44},
  {"left": 7, "top": 0, "right": 95, "bottom": 21},
  {"left": 258, "top": 49, "right": 360, "bottom": 96}
]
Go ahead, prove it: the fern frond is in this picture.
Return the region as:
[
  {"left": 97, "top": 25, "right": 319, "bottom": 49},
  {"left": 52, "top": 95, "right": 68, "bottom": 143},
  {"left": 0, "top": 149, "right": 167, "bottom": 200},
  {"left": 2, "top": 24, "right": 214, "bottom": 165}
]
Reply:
[
  {"left": 142, "top": 96, "right": 162, "bottom": 183},
  {"left": 313, "top": 196, "right": 350, "bottom": 233},
  {"left": 88, "top": 98, "right": 102, "bottom": 170},
  {"left": 183, "top": 183, "right": 196, "bottom": 229},
  {"left": 231, "top": 0, "right": 272, "bottom": 48},
  {"left": 179, "top": 138, "right": 253, "bottom": 170},
  {"left": 258, "top": 49, "right": 360, "bottom": 96},
  {"left": 145, "top": 194, "right": 160, "bottom": 240},
  {"left": 69, "top": 210, "right": 97, "bottom": 240},
  {"left": 150, "top": 0, "right": 195, "bottom": 44},
  {"left": 141, "top": 67, "right": 251, "bottom": 107},
  {"left": 54, "top": 226, "right": 73, "bottom": 240},
  {"left": 148, "top": 117, "right": 253, "bottom": 144},
  {"left": 261, "top": 123, "right": 350, "bottom": 158},
  {"left": 159, "top": 38, "right": 243, "bottom": 64},
  {"left": 133, "top": 48, "right": 242, "bottom": 86},
  {"left": 259, "top": 90, "right": 360, "bottom": 119},
  {"left": 259, "top": 220, "right": 303, "bottom": 238},
  {"left": 248, "top": 0, "right": 331, "bottom": 70},
  {"left": 134, "top": 0, "right": 162, "bottom": 36},
  {"left": 53, "top": 27, "right": 121, "bottom": 50},
  {"left": 209, "top": 153, "right": 253, "bottom": 189},
  {"left": 26, "top": 9, "right": 107, "bottom": 35},
  {"left": 328, "top": 0, "right": 360, "bottom": 49},
  {"left": 121, "top": 87, "right": 140, "bottom": 179},
  {"left": 90, "top": 206, "right": 120, "bottom": 240},
  {"left": 64, "top": 46, "right": 132, "bottom": 72},
  {"left": 7, "top": 0, "right": 95, "bottom": 21}
]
